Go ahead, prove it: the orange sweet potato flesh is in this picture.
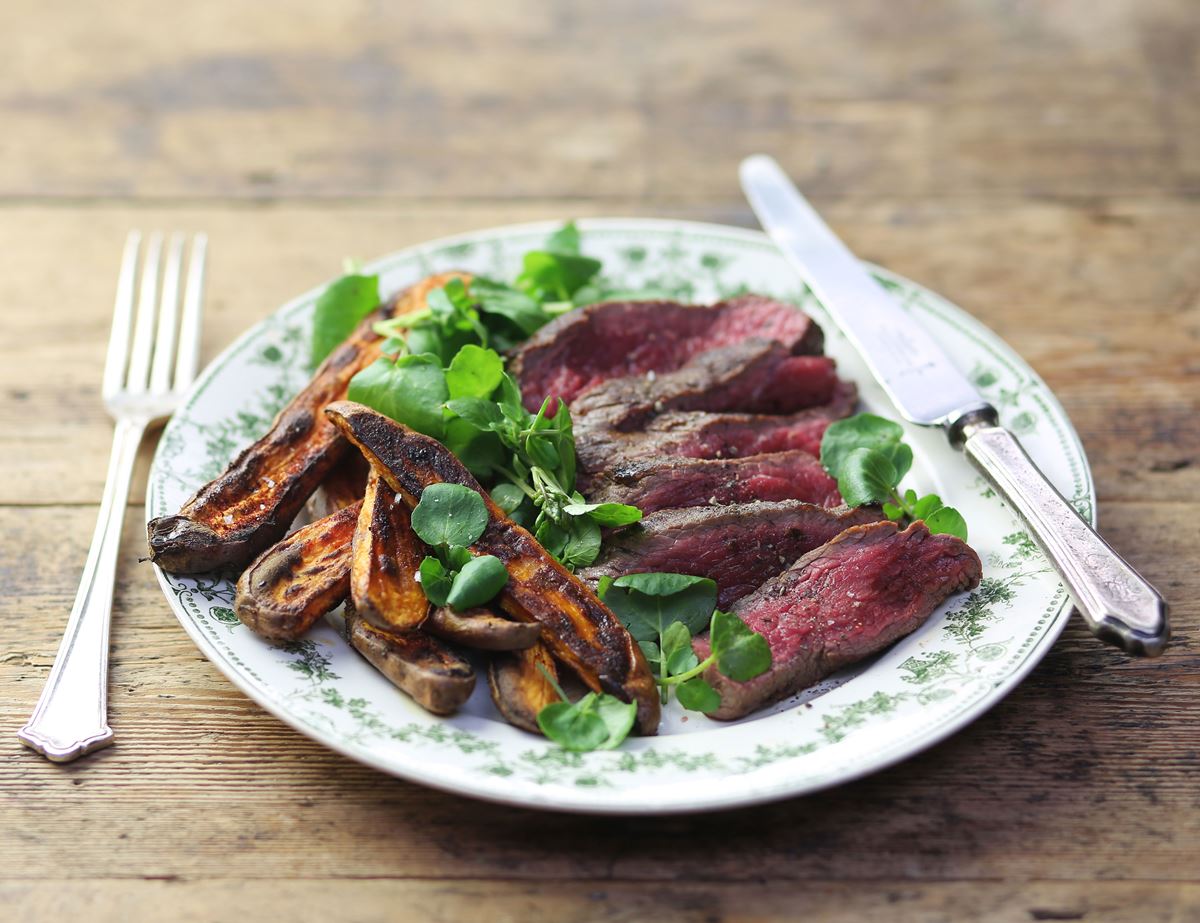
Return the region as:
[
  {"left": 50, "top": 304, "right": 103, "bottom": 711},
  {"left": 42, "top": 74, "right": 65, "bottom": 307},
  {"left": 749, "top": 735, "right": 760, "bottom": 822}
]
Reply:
[
  {"left": 234, "top": 501, "right": 361, "bottom": 640},
  {"left": 324, "top": 400, "right": 661, "bottom": 736},
  {"left": 147, "top": 272, "right": 467, "bottom": 574},
  {"left": 350, "top": 471, "right": 430, "bottom": 632}
]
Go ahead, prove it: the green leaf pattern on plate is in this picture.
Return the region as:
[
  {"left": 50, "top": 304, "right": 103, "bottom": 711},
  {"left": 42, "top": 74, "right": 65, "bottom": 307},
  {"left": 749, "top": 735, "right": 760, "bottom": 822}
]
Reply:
[{"left": 146, "top": 222, "right": 1085, "bottom": 808}]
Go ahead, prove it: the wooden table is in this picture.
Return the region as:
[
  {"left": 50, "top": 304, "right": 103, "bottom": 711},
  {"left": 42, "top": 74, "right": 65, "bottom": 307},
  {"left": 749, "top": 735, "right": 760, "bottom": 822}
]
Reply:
[{"left": 4, "top": 2, "right": 1197, "bottom": 920}]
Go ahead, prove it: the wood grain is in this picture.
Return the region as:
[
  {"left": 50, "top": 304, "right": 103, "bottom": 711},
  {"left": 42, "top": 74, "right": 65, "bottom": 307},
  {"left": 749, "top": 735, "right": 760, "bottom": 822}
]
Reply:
[
  {"left": 3, "top": 0, "right": 1198, "bottom": 919},
  {"left": 3, "top": 880, "right": 1199, "bottom": 923}
]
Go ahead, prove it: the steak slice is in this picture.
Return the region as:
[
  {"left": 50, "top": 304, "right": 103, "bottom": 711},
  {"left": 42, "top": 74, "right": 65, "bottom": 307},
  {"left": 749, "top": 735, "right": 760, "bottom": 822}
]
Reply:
[
  {"left": 585, "top": 450, "right": 842, "bottom": 513},
  {"left": 571, "top": 338, "right": 838, "bottom": 432},
  {"left": 700, "top": 520, "right": 982, "bottom": 720},
  {"left": 580, "top": 501, "right": 883, "bottom": 608},
  {"left": 574, "top": 380, "right": 857, "bottom": 484},
  {"left": 511, "top": 295, "right": 824, "bottom": 411}
]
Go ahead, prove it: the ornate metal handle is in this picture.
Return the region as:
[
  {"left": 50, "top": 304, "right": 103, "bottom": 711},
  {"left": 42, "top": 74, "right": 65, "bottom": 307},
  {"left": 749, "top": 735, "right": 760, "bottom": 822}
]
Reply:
[
  {"left": 18, "top": 417, "right": 146, "bottom": 760},
  {"left": 959, "top": 421, "right": 1169, "bottom": 656}
]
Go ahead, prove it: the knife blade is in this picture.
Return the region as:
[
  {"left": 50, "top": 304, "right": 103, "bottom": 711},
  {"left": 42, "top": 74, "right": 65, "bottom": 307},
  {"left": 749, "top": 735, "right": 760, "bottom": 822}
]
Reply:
[{"left": 740, "top": 153, "right": 1169, "bottom": 657}]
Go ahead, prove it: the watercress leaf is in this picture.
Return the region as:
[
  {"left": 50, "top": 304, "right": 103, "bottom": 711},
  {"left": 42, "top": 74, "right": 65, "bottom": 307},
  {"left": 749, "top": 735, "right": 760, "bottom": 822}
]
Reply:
[
  {"left": 904, "top": 488, "right": 919, "bottom": 506},
  {"left": 536, "top": 699, "right": 609, "bottom": 753},
  {"left": 534, "top": 519, "right": 568, "bottom": 560},
  {"left": 471, "top": 277, "right": 550, "bottom": 335},
  {"left": 443, "top": 419, "right": 506, "bottom": 479},
  {"left": 544, "top": 220, "right": 582, "bottom": 255},
  {"left": 445, "top": 545, "right": 473, "bottom": 570},
  {"left": 610, "top": 572, "right": 717, "bottom": 598},
  {"left": 820, "top": 413, "right": 905, "bottom": 479},
  {"left": 925, "top": 506, "right": 968, "bottom": 541},
  {"left": 508, "top": 496, "right": 537, "bottom": 530},
  {"left": 445, "top": 344, "right": 504, "bottom": 400},
  {"left": 882, "top": 442, "right": 914, "bottom": 483},
  {"left": 490, "top": 482, "right": 527, "bottom": 515},
  {"left": 446, "top": 554, "right": 509, "bottom": 610},
  {"left": 552, "top": 400, "right": 576, "bottom": 491},
  {"left": 882, "top": 502, "right": 905, "bottom": 521},
  {"left": 444, "top": 396, "right": 505, "bottom": 432},
  {"left": 347, "top": 354, "right": 448, "bottom": 439},
  {"left": 410, "top": 483, "right": 489, "bottom": 547},
  {"left": 310, "top": 273, "right": 380, "bottom": 367},
  {"left": 496, "top": 373, "right": 529, "bottom": 424},
  {"left": 601, "top": 573, "right": 718, "bottom": 639},
  {"left": 590, "top": 693, "right": 637, "bottom": 750},
  {"left": 676, "top": 677, "right": 722, "bottom": 714},
  {"left": 661, "top": 621, "right": 699, "bottom": 676},
  {"left": 443, "top": 277, "right": 474, "bottom": 310},
  {"left": 379, "top": 336, "right": 407, "bottom": 357},
  {"left": 561, "top": 501, "right": 643, "bottom": 527},
  {"left": 558, "top": 515, "right": 603, "bottom": 570},
  {"left": 837, "top": 447, "right": 899, "bottom": 507},
  {"left": 638, "top": 640, "right": 662, "bottom": 674},
  {"left": 709, "top": 610, "right": 772, "bottom": 682},
  {"left": 525, "top": 434, "right": 561, "bottom": 471},
  {"left": 909, "top": 492, "right": 944, "bottom": 521},
  {"left": 403, "top": 324, "right": 450, "bottom": 362},
  {"left": 418, "top": 556, "right": 452, "bottom": 607},
  {"left": 519, "top": 251, "right": 602, "bottom": 301}
]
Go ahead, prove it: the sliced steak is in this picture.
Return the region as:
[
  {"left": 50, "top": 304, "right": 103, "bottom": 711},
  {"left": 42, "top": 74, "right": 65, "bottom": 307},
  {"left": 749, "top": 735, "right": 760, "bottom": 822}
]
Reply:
[
  {"left": 511, "top": 295, "right": 824, "bottom": 411},
  {"left": 700, "top": 520, "right": 982, "bottom": 720},
  {"left": 571, "top": 338, "right": 838, "bottom": 432},
  {"left": 586, "top": 450, "right": 842, "bottom": 513},
  {"left": 574, "top": 380, "right": 857, "bottom": 484},
  {"left": 580, "top": 501, "right": 883, "bottom": 608}
]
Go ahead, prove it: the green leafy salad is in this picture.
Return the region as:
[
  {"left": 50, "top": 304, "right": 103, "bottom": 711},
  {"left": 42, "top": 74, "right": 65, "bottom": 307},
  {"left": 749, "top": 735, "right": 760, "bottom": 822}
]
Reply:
[{"left": 309, "top": 223, "right": 966, "bottom": 751}]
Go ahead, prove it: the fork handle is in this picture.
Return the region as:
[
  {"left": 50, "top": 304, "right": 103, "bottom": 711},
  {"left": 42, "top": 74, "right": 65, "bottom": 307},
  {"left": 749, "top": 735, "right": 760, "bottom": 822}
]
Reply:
[{"left": 19, "top": 417, "right": 146, "bottom": 761}]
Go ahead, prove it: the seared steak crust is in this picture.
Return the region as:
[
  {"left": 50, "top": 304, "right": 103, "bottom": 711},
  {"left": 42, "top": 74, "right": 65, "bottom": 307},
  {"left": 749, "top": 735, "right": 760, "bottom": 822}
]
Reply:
[
  {"left": 570, "top": 339, "right": 837, "bottom": 433},
  {"left": 511, "top": 295, "right": 824, "bottom": 411},
  {"left": 574, "top": 380, "right": 858, "bottom": 486},
  {"left": 581, "top": 501, "right": 883, "bottom": 608},
  {"left": 702, "top": 520, "right": 983, "bottom": 719},
  {"left": 585, "top": 450, "right": 842, "bottom": 513}
]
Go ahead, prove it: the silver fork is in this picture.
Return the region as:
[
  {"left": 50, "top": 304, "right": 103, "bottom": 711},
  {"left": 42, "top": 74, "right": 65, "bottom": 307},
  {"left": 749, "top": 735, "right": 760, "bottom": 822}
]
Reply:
[{"left": 18, "top": 231, "right": 207, "bottom": 762}]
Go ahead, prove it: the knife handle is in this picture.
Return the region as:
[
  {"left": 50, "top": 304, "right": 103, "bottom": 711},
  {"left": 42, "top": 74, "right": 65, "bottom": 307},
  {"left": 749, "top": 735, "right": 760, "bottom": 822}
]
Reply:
[{"left": 956, "top": 419, "right": 1169, "bottom": 657}]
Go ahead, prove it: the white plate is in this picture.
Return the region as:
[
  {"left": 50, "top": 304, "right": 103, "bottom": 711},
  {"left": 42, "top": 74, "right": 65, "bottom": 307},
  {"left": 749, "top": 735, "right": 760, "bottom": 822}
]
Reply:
[{"left": 147, "top": 218, "right": 1090, "bottom": 814}]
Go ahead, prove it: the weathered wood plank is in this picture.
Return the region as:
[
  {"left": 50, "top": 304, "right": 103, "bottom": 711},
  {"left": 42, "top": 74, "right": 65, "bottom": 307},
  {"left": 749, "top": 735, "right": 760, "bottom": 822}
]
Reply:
[
  {"left": 2, "top": 504, "right": 1194, "bottom": 882},
  {"left": 2, "top": 879, "right": 1198, "bottom": 923},
  {"left": 0, "top": 0, "right": 1196, "bottom": 200}
]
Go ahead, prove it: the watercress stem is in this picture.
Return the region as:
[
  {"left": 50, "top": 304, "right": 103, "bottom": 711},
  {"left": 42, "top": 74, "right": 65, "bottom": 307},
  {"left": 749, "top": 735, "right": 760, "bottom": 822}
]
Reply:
[{"left": 658, "top": 653, "right": 718, "bottom": 687}]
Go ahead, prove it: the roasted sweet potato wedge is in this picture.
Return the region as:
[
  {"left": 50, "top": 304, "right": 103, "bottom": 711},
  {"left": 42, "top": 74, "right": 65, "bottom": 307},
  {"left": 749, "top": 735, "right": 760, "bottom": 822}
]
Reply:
[
  {"left": 346, "top": 606, "right": 475, "bottom": 715},
  {"left": 324, "top": 401, "right": 661, "bottom": 736},
  {"left": 488, "top": 642, "right": 560, "bottom": 733},
  {"left": 235, "top": 501, "right": 361, "bottom": 640},
  {"left": 147, "top": 272, "right": 467, "bottom": 574},
  {"left": 351, "top": 470, "right": 430, "bottom": 631},
  {"left": 425, "top": 606, "right": 542, "bottom": 651}
]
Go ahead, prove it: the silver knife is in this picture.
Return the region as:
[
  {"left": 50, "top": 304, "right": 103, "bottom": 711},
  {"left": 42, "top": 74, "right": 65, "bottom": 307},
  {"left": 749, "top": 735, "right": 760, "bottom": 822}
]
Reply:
[{"left": 740, "top": 154, "right": 1169, "bottom": 657}]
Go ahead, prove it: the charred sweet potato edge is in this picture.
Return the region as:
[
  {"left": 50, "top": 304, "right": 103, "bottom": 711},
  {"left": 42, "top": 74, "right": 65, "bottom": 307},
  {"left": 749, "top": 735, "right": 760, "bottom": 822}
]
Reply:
[
  {"left": 234, "top": 501, "right": 361, "bottom": 641},
  {"left": 147, "top": 272, "right": 467, "bottom": 575}
]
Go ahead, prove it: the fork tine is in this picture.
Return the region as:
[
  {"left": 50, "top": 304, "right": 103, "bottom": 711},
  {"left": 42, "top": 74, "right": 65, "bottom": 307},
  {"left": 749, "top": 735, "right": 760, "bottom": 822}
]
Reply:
[
  {"left": 149, "top": 232, "right": 186, "bottom": 394},
  {"left": 126, "top": 232, "right": 163, "bottom": 392},
  {"left": 102, "top": 232, "right": 141, "bottom": 402},
  {"left": 174, "top": 232, "right": 207, "bottom": 391}
]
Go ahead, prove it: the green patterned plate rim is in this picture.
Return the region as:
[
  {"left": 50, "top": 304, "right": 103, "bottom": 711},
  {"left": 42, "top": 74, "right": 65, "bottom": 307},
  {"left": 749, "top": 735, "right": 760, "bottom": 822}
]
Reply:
[{"left": 147, "top": 218, "right": 1091, "bottom": 814}]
